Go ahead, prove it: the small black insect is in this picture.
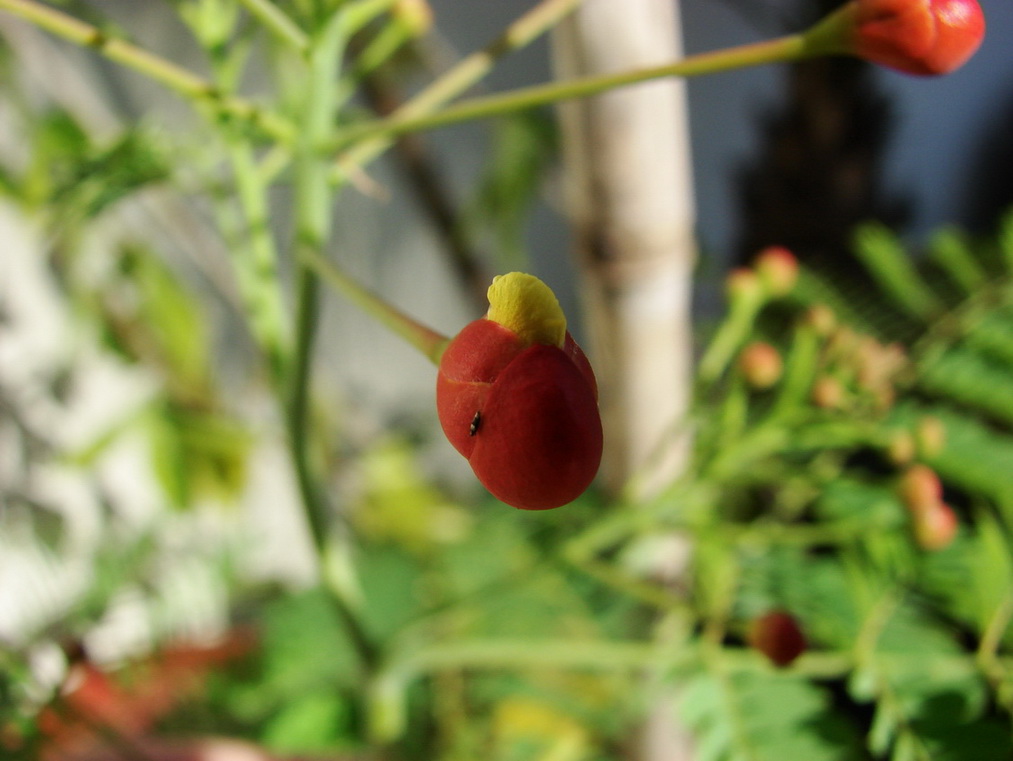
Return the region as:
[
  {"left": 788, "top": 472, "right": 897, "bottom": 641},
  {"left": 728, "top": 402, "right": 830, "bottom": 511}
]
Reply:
[{"left": 468, "top": 411, "right": 482, "bottom": 436}]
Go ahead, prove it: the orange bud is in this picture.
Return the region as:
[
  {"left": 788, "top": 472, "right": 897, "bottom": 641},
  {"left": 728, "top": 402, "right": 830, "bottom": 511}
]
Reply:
[
  {"left": 811, "top": 375, "right": 845, "bottom": 409},
  {"left": 739, "top": 342, "right": 783, "bottom": 389},
  {"left": 913, "top": 501, "right": 958, "bottom": 550},
  {"left": 898, "top": 464, "right": 942, "bottom": 514},
  {"left": 754, "top": 246, "right": 799, "bottom": 297},
  {"left": 804, "top": 304, "right": 837, "bottom": 337},
  {"left": 850, "top": 0, "right": 985, "bottom": 75}
]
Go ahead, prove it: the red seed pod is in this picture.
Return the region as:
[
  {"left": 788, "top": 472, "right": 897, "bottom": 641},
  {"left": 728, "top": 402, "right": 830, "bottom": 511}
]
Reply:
[
  {"left": 748, "top": 610, "right": 808, "bottom": 667},
  {"left": 436, "top": 274, "right": 602, "bottom": 510},
  {"left": 850, "top": 0, "right": 985, "bottom": 76}
]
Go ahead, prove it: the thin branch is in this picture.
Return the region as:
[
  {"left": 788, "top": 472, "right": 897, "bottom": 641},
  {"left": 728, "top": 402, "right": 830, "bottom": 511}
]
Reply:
[
  {"left": 332, "top": 34, "right": 808, "bottom": 152},
  {"left": 0, "top": 0, "right": 295, "bottom": 142},
  {"left": 300, "top": 248, "right": 449, "bottom": 364},
  {"left": 238, "top": 0, "right": 308, "bottom": 52},
  {"left": 332, "top": 0, "right": 586, "bottom": 181}
]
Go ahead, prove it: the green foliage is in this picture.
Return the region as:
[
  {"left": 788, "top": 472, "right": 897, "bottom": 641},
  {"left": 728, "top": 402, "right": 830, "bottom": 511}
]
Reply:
[
  {"left": 2, "top": 2, "right": 1011, "bottom": 760},
  {"left": 681, "top": 668, "right": 862, "bottom": 761}
]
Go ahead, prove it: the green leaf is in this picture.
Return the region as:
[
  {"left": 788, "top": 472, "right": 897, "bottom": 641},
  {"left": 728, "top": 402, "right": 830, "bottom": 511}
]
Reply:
[
  {"left": 928, "top": 227, "right": 985, "bottom": 296},
  {"left": 228, "top": 587, "right": 359, "bottom": 722},
  {"left": 124, "top": 246, "right": 211, "bottom": 397},
  {"left": 261, "top": 690, "right": 352, "bottom": 754},
  {"left": 681, "top": 669, "right": 862, "bottom": 761},
  {"left": 963, "top": 310, "right": 1013, "bottom": 367},
  {"left": 853, "top": 223, "right": 943, "bottom": 322},
  {"left": 917, "top": 346, "right": 1013, "bottom": 427}
]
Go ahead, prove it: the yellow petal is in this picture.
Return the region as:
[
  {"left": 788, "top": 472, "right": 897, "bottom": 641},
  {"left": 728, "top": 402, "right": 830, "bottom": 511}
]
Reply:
[{"left": 486, "top": 272, "right": 566, "bottom": 348}]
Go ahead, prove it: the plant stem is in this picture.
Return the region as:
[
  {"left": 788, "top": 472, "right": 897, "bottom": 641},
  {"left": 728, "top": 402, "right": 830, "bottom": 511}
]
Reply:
[
  {"left": 286, "top": 10, "right": 378, "bottom": 672},
  {"left": 397, "top": 638, "right": 668, "bottom": 676},
  {"left": 300, "top": 249, "right": 450, "bottom": 364},
  {"left": 0, "top": 0, "right": 295, "bottom": 143},
  {"left": 332, "top": 0, "right": 585, "bottom": 180},
  {"left": 698, "top": 285, "right": 767, "bottom": 385},
  {"left": 332, "top": 34, "right": 808, "bottom": 152},
  {"left": 238, "top": 0, "right": 308, "bottom": 51},
  {"left": 223, "top": 135, "right": 292, "bottom": 384},
  {"left": 768, "top": 321, "right": 821, "bottom": 420}
]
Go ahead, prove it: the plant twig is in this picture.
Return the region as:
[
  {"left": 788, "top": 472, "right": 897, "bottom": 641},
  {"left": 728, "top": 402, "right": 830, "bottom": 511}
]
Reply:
[
  {"left": 238, "top": 0, "right": 308, "bottom": 51},
  {"left": 286, "top": 9, "right": 378, "bottom": 673},
  {"left": 332, "top": 34, "right": 808, "bottom": 152},
  {"left": 332, "top": 0, "right": 586, "bottom": 181},
  {"left": 0, "top": 0, "right": 296, "bottom": 143},
  {"left": 300, "top": 248, "right": 449, "bottom": 364}
]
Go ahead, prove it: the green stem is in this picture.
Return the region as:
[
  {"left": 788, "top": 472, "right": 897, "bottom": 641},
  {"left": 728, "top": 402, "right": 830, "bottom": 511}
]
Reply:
[
  {"left": 332, "top": 34, "right": 809, "bottom": 151},
  {"left": 698, "top": 286, "right": 766, "bottom": 386},
  {"left": 238, "top": 0, "right": 308, "bottom": 51},
  {"left": 0, "top": 0, "right": 295, "bottom": 143},
  {"left": 332, "top": 0, "right": 584, "bottom": 180},
  {"left": 396, "top": 638, "right": 667, "bottom": 676},
  {"left": 340, "top": 0, "right": 400, "bottom": 36},
  {"left": 224, "top": 139, "right": 291, "bottom": 383},
  {"left": 300, "top": 249, "right": 449, "bottom": 364},
  {"left": 285, "top": 10, "right": 378, "bottom": 672},
  {"left": 767, "top": 321, "right": 821, "bottom": 420}
]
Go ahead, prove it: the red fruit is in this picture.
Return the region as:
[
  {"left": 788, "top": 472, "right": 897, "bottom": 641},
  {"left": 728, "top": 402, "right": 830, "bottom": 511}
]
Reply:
[
  {"left": 851, "top": 0, "right": 985, "bottom": 75},
  {"left": 436, "top": 274, "right": 602, "bottom": 510},
  {"left": 748, "top": 611, "right": 808, "bottom": 667}
]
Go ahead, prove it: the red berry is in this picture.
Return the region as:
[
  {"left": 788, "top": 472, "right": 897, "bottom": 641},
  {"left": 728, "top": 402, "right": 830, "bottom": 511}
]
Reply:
[{"left": 748, "top": 611, "right": 807, "bottom": 667}]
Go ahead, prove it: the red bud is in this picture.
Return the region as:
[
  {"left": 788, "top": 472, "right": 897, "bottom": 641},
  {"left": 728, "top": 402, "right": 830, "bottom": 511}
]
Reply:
[
  {"left": 437, "top": 320, "right": 602, "bottom": 510},
  {"left": 748, "top": 611, "right": 807, "bottom": 667},
  {"left": 851, "top": 0, "right": 985, "bottom": 75},
  {"left": 739, "top": 342, "right": 783, "bottom": 389}
]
